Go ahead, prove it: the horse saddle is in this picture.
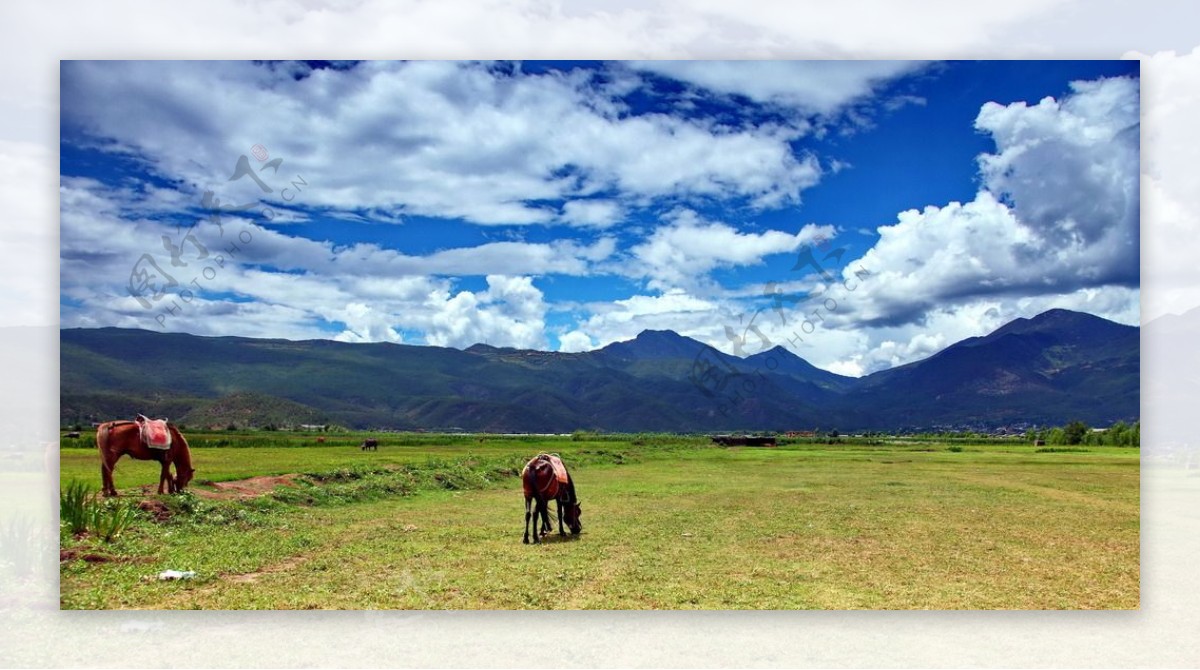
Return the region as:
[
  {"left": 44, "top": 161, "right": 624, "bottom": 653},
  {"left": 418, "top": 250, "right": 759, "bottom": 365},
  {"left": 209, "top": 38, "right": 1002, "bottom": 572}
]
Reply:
[{"left": 135, "top": 414, "right": 172, "bottom": 450}]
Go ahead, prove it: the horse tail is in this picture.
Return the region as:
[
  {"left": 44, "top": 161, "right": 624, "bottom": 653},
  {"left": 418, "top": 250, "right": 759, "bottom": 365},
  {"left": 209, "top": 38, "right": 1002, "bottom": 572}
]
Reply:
[
  {"left": 95, "top": 423, "right": 111, "bottom": 465},
  {"left": 521, "top": 461, "right": 534, "bottom": 500}
]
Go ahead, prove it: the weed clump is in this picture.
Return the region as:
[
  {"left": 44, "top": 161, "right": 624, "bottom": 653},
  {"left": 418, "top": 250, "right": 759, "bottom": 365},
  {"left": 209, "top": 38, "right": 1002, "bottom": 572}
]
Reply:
[{"left": 59, "top": 481, "right": 140, "bottom": 542}]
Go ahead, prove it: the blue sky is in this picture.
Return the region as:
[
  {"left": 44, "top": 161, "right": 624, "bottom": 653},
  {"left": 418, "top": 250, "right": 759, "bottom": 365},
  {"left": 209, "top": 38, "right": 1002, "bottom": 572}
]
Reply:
[{"left": 60, "top": 60, "right": 1140, "bottom": 375}]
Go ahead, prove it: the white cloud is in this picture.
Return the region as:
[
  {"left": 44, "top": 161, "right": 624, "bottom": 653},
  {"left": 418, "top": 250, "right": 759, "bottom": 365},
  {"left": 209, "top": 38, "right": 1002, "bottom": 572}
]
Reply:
[
  {"left": 424, "top": 275, "right": 548, "bottom": 349},
  {"left": 61, "top": 60, "right": 825, "bottom": 228},
  {"left": 976, "top": 76, "right": 1139, "bottom": 273},
  {"left": 738, "top": 284, "right": 1140, "bottom": 377},
  {"left": 58, "top": 177, "right": 580, "bottom": 349},
  {"left": 557, "top": 330, "right": 595, "bottom": 353},
  {"left": 629, "top": 209, "right": 835, "bottom": 292},
  {"left": 560, "top": 199, "right": 624, "bottom": 228},
  {"left": 632, "top": 60, "right": 924, "bottom": 115},
  {"left": 842, "top": 75, "right": 1139, "bottom": 329}
]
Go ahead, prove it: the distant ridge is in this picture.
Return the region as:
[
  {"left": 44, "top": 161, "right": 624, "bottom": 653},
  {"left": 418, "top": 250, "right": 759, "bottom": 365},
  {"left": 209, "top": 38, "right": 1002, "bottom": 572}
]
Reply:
[{"left": 60, "top": 309, "right": 1139, "bottom": 432}]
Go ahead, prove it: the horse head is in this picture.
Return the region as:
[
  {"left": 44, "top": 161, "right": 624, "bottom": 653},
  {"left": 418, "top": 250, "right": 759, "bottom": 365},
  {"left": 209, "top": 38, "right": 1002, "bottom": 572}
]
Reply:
[
  {"left": 176, "top": 465, "right": 196, "bottom": 490},
  {"left": 566, "top": 501, "right": 582, "bottom": 534}
]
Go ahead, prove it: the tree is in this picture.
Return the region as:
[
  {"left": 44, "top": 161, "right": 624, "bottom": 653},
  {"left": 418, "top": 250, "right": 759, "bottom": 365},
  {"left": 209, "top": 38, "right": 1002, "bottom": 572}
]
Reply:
[{"left": 1063, "top": 420, "right": 1088, "bottom": 446}]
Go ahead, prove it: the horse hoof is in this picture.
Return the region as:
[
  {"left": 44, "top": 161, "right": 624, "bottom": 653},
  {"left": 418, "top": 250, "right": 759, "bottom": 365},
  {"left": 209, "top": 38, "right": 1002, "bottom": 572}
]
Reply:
[{"left": 523, "top": 537, "right": 529, "bottom": 544}]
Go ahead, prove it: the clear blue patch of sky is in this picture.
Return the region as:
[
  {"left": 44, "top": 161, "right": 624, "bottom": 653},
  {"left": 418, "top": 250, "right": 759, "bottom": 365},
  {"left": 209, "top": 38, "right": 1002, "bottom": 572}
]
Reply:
[
  {"left": 201, "top": 291, "right": 258, "bottom": 303},
  {"left": 272, "top": 211, "right": 494, "bottom": 255}
]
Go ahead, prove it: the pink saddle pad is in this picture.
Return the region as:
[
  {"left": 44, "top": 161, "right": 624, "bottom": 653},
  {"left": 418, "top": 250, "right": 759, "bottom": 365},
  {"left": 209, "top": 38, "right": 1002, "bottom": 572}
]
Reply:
[{"left": 138, "top": 417, "right": 172, "bottom": 450}]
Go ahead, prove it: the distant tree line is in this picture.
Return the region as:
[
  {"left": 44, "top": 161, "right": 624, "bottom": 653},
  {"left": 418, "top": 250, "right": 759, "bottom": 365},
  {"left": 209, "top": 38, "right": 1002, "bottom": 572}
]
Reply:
[{"left": 1027, "top": 421, "right": 1139, "bottom": 447}]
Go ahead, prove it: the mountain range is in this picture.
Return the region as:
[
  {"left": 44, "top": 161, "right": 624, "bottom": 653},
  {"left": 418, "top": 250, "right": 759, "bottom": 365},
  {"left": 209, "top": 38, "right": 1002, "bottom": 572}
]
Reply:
[{"left": 59, "top": 308, "right": 1139, "bottom": 432}]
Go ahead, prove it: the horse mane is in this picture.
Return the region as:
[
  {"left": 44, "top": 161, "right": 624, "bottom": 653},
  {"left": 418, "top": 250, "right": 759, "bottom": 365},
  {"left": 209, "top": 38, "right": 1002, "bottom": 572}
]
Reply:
[{"left": 168, "top": 424, "right": 193, "bottom": 468}]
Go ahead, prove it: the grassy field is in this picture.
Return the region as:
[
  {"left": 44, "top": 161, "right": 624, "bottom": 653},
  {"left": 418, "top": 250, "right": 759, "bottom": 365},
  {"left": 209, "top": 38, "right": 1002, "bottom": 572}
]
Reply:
[{"left": 58, "top": 436, "right": 1139, "bottom": 609}]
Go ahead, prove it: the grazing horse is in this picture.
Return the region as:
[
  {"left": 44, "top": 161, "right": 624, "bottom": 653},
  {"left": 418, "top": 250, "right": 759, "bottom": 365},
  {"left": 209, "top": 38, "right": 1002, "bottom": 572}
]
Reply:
[
  {"left": 96, "top": 415, "right": 195, "bottom": 497},
  {"left": 522, "top": 453, "right": 582, "bottom": 544},
  {"left": 360, "top": 438, "right": 378, "bottom": 451}
]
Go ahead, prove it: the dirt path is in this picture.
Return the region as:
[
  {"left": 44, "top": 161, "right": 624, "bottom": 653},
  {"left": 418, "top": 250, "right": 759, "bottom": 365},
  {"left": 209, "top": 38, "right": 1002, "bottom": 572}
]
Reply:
[{"left": 190, "top": 474, "right": 299, "bottom": 500}]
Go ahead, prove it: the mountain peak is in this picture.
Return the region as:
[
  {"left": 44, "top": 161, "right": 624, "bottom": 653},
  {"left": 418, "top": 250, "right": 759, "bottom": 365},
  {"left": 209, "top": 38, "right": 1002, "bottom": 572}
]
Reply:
[
  {"left": 598, "top": 329, "right": 708, "bottom": 361},
  {"left": 988, "top": 308, "right": 1132, "bottom": 341},
  {"left": 634, "top": 329, "right": 691, "bottom": 341}
]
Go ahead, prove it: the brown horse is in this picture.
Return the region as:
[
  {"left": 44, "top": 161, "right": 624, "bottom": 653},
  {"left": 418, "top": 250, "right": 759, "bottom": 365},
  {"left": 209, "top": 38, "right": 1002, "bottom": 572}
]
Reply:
[
  {"left": 522, "top": 453, "right": 581, "bottom": 544},
  {"left": 96, "top": 415, "right": 195, "bottom": 497}
]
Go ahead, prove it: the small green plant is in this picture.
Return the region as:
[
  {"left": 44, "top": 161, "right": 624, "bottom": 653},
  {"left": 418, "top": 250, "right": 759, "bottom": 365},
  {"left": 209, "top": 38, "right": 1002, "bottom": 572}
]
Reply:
[
  {"left": 163, "top": 490, "right": 205, "bottom": 516},
  {"left": 946, "top": 446, "right": 964, "bottom": 453},
  {"left": 61, "top": 480, "right": 93, "bottom": 535},
  {"left": 61, "top": 480, "right": 141, "bottom": 542},
  {"left": 87, "top": 499, "right": 139, "bottom": 542}
]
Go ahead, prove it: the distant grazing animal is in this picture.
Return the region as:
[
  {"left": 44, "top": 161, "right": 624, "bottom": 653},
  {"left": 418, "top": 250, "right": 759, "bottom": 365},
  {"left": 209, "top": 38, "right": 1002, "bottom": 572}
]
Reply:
[
  {"left": 316, "top": 437, "right": 326, "bottom": 444},
  {"left": 66, "top": 431, "right": 81, "bottom": 439},
  {"left": 360, "top": 438, "right": 378, "bottom": 451},
  {"left": 95, "top": 415, "right": 194, "bottom": 497},
  {"left": 522, "top": 453, "right": 581, "bottom": 544}
]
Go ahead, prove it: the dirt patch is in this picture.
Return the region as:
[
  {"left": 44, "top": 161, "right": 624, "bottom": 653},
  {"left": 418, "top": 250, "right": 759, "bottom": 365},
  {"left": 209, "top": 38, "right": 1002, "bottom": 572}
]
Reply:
[
  {"left": 59, "top": 548, "right": 154, "bottom": 564},
  {"left": 138, "top": 499, "right": 173, "bottom": 522},
  {"left": 226, "top": 555, "right": 310, "bottom": 584},
  {"left": 191, "top": 474, "right": 299, "bottom": 501},
  {"left": 60, "top": 548, "right": 113, "bottom": 563}
]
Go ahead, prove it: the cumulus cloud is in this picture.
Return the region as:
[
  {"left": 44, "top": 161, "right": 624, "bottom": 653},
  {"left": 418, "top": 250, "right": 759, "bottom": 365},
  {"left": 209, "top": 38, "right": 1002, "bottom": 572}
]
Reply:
[
  {"left": 61, "top": 60, "right": 825, "bottom": 227},
  {"left": 632, "top": 60, "right": 925, "bottom": 116},
  {"left": 557, "top": 330, "right": 595, "bottom": 353},
  {"left": 559, "top": 199, "right": 624, "bottom": 228},
  {"left": 423, "top": 275, "right": 548, "bottom": 349},
  {"left": 629, "top": 209, "right": 835, "bottom": 292},
  {"left": 59, "top": 177, "right": 571, "bottom": 349},
  {"left": 843, "top": 75, "right": 1139, "bottom": 329},
  {"left": 976, "top": 76, "right": 1139, "bottom": 277}
]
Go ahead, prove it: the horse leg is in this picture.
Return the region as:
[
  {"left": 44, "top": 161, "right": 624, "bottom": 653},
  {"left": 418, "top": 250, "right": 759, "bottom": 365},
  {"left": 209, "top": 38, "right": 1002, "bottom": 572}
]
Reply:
[
  {"left": 540, "top": 499, "right": 552, "bottom": 537},
  {"left": 523, "top": 496, "right": 532, "bottom": 544},
  {"left": 556, "top": 496, "right": 566, "bottom": 536},
  {"left": 100, "top": 456, "right": 117, "bottom": 497},
  {"left": 529, "top": 497, "right": 543, "bottom": 544},
  {"left": 158, "top": 459, "right": 171, "bottom": 494}
]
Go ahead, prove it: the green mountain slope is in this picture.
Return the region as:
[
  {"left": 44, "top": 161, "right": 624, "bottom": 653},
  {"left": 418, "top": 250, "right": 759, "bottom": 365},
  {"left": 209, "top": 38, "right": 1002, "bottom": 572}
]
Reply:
[{"left": 59, "top": 309, "right": 1139, "bottom": 431}]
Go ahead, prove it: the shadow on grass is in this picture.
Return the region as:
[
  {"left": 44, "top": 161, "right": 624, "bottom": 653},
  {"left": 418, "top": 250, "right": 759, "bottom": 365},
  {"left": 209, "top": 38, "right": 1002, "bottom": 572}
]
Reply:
[{"left": 528, "top": 532, "right": 582, "bottom": 544}]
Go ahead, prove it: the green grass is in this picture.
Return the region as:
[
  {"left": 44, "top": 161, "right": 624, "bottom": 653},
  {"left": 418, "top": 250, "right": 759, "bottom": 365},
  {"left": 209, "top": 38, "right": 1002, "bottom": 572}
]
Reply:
[
  {"left": 58, "top": 436, "right": 1139, "bottom": 610},
  {"left": 60, "top": 433, "right": 655, "bottom": 487}
]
